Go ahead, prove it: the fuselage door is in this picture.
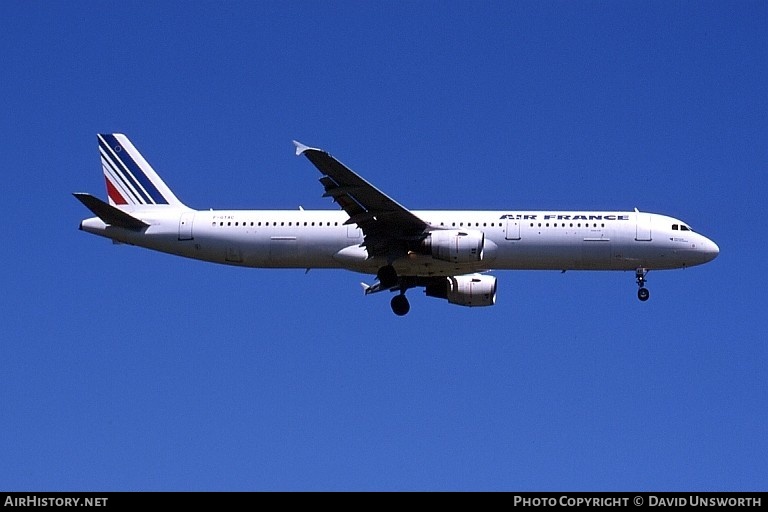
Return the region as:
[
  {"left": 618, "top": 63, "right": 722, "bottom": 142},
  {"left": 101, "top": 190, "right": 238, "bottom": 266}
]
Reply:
[
  {"left": 505, "top": 218, "right": 521, "bottom": 240},
  {"left": 635, "top": 213, "right": 652, "bottom": 241},
  {"left": 178, "top": 211, "right": 195, "bottom": 240}
]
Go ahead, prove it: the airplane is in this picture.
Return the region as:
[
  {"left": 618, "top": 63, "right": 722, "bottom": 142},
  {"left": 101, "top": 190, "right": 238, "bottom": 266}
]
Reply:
[{"left": 75, "top": 134, "right": 719, "bottom": 316}]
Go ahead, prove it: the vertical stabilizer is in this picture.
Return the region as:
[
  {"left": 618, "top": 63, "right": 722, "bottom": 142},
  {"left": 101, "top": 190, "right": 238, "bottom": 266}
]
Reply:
[{"left": 98, "top": 133, "right": 186, "bottom": 207}]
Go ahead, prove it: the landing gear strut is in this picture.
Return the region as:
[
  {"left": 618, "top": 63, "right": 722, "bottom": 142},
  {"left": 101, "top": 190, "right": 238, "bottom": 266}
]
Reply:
[
  {"left": 377, "top": 265, "right": 399, "bottom": 289},
  {"left": 378, "top": 264, "right": 410, "bottom": 315},
  {"left": 391, "top": 293, "right": 410, "bottom": 316},
  {"left": 636, "top": 268, "right": 650, "bottom": 301}
]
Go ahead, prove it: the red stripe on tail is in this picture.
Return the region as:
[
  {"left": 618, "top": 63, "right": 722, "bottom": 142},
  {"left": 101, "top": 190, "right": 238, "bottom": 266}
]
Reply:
[{"left": 105, "top": 177, "right": 128, "bottom": 205}]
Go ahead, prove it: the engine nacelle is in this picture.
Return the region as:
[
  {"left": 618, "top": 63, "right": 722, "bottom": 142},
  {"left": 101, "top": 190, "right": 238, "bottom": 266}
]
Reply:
[
  {"left": 425, "top": 274, "right": 497, "bottom": 307},
  {"left": 420, "top": 229, "right": 485, "bottom": 263}
]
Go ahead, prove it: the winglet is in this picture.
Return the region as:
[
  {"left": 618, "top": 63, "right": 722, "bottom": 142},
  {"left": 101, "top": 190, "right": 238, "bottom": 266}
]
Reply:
[
  {"left": 360, "top": 282, "right": 371, "bottom": 294},
  {"left": 293, "top": 140, "right": 312, "bottom": 156}
]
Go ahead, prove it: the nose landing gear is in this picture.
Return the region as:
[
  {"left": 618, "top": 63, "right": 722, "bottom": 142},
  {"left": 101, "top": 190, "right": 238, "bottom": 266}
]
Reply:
[{"left": 636, "top": 268, "right": 650, "bottom": 301}]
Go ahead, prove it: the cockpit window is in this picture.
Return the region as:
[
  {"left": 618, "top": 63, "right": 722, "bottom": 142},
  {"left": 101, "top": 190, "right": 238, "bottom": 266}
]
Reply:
[
  {"left": 681, "top": 225, "right": 690, "bottom": 231},
  {"left": 672, "top": 224, "right": 678, "bottom": 230}
]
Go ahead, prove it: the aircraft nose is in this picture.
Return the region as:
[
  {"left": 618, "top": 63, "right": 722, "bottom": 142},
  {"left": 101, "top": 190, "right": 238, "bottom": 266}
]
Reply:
[{"left": 702, "top": 237, "right": 719, "bottom": 262}]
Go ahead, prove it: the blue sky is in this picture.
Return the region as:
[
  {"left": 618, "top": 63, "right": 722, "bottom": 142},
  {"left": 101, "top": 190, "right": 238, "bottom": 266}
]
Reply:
[{"left": 1, "top": 1, "right": 766, "bottom": 491}]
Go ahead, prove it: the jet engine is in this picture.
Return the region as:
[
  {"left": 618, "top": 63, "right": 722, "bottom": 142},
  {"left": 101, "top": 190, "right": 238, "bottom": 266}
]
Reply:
[
  {"left": 425, "top": 274, "right": 497, "bottom": 307},
  {"left": 420, "top": 230, "right": 484, "bottom": 263}
]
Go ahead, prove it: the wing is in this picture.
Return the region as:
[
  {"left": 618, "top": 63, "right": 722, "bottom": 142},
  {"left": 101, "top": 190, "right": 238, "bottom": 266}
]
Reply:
[{"left": 294, "top": 141, "right": 428, "bottom": 258}]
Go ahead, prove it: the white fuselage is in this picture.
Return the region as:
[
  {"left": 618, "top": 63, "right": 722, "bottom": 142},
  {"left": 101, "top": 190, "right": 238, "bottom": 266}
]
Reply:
[{"left": 80, "top": 208, "right": 720, "bottom": 275}]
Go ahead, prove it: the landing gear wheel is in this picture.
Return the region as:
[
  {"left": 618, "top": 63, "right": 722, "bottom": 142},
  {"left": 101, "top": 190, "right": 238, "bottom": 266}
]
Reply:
[
  {"left": 635, "top": 267, "right": 650, "bottom": 302},
  {"left": 391, "top": 294, "right": 410, "bottom": 316}
]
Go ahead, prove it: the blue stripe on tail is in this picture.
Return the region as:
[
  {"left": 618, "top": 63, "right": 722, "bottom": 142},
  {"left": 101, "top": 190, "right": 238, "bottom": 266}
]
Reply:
[
  {"left": 99, "top": 134, "right": 169, "bottom": 205},
  {"left": 100, "top": 150, "right": 148, "bottom": 204}
]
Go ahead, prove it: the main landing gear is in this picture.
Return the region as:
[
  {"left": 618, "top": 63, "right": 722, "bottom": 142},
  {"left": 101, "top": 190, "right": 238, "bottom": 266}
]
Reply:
[
  {"left": 636, "top": 268, "right": 650, "bottom": 302},
  {"left": 377, "top": 264, "right": 399, "bottom": 289},
  {"left": 391, "top": 293, "right": 410, "bottom": 316},
  {"left": 378, "top": 264, "right": 411, "bottom": 316}
]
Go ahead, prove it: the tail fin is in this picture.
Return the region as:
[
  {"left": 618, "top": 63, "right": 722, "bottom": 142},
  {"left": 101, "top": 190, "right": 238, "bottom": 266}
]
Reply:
[{"left": 98, "top": 133, "right": 185, "bottom": 207}]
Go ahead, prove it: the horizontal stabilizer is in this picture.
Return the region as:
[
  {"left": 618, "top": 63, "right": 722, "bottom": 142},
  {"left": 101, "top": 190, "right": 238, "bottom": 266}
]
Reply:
[{"left": 73, "top": 193, "right": 148, "bottom": 230}]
